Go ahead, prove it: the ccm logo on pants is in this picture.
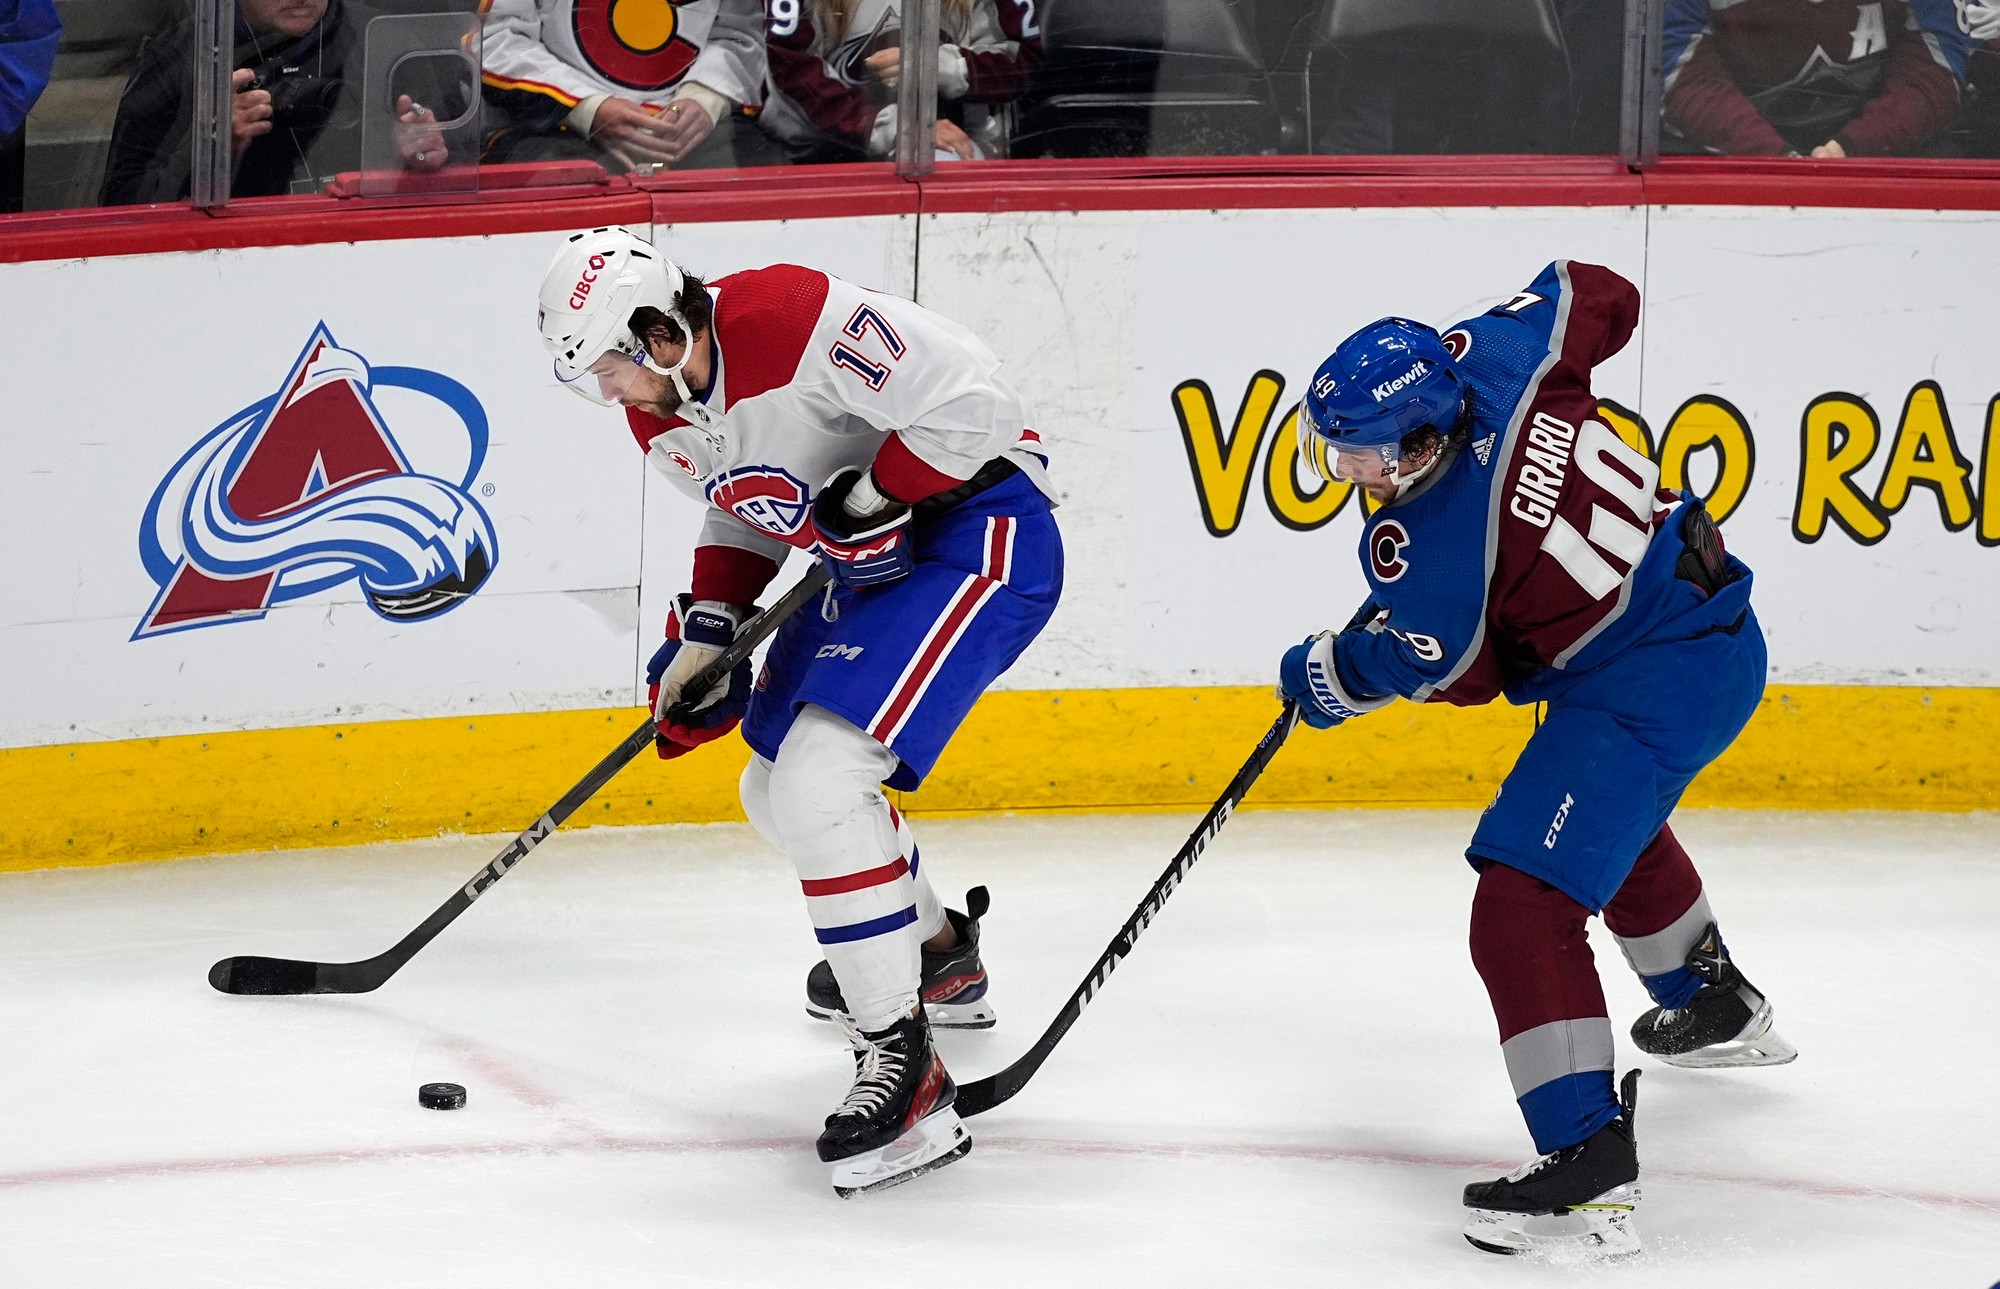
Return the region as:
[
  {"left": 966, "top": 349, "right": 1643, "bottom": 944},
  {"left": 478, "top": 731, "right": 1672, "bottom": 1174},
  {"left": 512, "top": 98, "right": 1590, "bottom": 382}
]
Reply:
[{"left": 817, "top": 644, "right": 864, "bottom": 660}]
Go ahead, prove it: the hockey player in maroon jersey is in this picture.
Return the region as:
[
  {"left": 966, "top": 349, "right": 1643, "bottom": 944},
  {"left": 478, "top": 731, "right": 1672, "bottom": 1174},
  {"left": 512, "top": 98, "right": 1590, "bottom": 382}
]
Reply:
[
  {"left": 1663, "top": 0, "right": 1974, "bottom": 156},
  {"left": 536, "top": 228, "right": 1062, "bottom": 1194},
  {"left": 1278, "top": 263, "right": 1795, "bottom": 1256}
]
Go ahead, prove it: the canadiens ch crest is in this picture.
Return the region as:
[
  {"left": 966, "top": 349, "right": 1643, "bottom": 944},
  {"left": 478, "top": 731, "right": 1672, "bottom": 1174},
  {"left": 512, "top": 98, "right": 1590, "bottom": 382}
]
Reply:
[
  {"left": 135, "top": 324, "right": 500, "bottom": 639},
  {"left": 707, "top": 465, "right": 813, "bottom": 543}
]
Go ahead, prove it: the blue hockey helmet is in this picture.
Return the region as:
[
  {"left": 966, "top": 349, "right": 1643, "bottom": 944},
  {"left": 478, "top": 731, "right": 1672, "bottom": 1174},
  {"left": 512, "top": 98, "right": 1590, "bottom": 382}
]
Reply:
[{"left": 1298, "top": 318, "right": 1466, "bottom": 487}]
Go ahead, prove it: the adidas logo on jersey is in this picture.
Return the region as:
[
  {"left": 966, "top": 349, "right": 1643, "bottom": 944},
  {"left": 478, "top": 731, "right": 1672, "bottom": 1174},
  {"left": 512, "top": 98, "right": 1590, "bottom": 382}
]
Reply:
[
  {"left": 1371, "top": 361, "right": 1429, "bottom": 401},
  {"left": 1472, "top": 434, "right": 1495, "bottom": 466}
]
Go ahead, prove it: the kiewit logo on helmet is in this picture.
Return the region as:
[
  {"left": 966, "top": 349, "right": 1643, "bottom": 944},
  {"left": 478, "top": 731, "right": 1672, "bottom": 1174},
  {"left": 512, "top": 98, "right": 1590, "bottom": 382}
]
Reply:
[
  {"left": 1370, "top": 361, "right": 1430, "bottom": 402},
  {"left": 134, "top": 324, "right": 499, "bottom": 639},
  {"left": 569, "top": 253, "right": 607, "bottom": 310}
]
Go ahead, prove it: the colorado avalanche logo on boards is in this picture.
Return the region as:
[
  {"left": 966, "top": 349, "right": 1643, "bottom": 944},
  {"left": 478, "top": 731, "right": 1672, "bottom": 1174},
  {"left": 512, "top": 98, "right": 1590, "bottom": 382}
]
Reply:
[
  {"left": 134, "top": 325, "right": 499, "bottom": 639},
  {"left": 706, "top": 466, "right": 812, "bottom": 544}
]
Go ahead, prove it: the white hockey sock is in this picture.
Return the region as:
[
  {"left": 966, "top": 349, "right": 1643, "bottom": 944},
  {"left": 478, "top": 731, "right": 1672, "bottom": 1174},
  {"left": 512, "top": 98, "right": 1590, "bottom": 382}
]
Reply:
[
  {"left": 765, "top": 706, "right": 922, "bottom": 1031},
  {"left": 890, "top": 801, "right": 947, "bottom": 943}
]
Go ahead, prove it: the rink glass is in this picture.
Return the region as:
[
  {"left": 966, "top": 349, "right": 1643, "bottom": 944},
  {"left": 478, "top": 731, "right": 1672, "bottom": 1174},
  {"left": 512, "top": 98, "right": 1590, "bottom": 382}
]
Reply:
[{"left": 8, "top": 0, "right": 1999, "bottom": 216}]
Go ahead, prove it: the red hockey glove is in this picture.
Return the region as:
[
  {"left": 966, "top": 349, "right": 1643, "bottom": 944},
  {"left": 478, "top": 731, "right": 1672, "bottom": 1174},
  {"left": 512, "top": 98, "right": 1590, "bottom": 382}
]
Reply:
[{"left": 645, "top": 595, "right": 752, "bottom": 759}]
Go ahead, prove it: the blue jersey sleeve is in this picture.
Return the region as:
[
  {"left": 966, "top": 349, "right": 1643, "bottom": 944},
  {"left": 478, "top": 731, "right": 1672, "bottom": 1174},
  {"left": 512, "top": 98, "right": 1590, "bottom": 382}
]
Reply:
[{"left": 1333, "top": 617, "right": 1461, "bottom": 701}]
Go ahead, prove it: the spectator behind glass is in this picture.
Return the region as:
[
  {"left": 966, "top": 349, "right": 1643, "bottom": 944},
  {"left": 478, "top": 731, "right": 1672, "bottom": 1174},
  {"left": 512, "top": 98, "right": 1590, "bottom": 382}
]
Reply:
[
  {"left": 1, "top": 0, "right": 61, "bottom": 138},
  {"left": 479, "top": 0, "right": 775, "bottom": 171},
  {"left": 1663, "top": 0, "right": 1974, "bottom": 157},
  {"left": 101, "top": 0, "right": 461, "bottom": 203},
  {"left": 760, "top": 0, "right": 1043, "bottom": 163},
  {"left": 1960, "top": 0, "right": 2000, "bottom": 155}
]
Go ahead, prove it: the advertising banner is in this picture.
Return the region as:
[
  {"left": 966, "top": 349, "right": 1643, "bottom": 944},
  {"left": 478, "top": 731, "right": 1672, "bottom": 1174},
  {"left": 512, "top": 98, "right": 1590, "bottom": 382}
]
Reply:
[
  {"left": 0, "top": 216, "right": 909, "bottom": 748},
  {"left": 918, "top": 204, "right": 1999, "bottom": 694}
]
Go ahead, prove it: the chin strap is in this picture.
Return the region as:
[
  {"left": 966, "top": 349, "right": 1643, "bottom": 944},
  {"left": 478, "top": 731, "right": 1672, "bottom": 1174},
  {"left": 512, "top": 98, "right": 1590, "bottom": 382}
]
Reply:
[
  {"left": 646, "top": 307, "right": 723, "bottom": 434},
  {"left": 1388, "top": 433, "right": 1462, "bottom": 500}
]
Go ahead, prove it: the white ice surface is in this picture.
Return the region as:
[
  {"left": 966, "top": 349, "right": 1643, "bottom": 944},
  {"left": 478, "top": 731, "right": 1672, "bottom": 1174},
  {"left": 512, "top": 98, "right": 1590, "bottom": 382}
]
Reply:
[{"left": 0, "top": 810, "right": 1995, "bottom": 1287}]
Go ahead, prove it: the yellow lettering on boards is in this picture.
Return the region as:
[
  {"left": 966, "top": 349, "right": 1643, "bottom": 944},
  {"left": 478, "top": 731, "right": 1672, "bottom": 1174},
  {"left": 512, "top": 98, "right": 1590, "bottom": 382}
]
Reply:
[
  {"left": 1658, "top": 396, "right": 1756, "bottom": 525},
  {"left": 1794, "top": 394, "right": 1887, "bottom": 544},
  {"left": 1173, "top": 371, "right": 1282, "bottom": 537},
  {"left": 1876, "top": 381, "right": 1976, "bottom": 531},
  {"left": 1982, "top": 396, "right": 2000, "bottom": 546}
]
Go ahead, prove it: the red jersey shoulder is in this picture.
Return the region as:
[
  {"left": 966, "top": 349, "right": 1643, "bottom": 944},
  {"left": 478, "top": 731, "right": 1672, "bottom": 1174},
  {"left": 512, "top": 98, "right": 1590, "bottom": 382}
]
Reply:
[
  {"left": 628, "top": 405, "right": 670, "bottom": 451},
  {"left": 713, "top": 265, "right": 834, "bottom": 404}
]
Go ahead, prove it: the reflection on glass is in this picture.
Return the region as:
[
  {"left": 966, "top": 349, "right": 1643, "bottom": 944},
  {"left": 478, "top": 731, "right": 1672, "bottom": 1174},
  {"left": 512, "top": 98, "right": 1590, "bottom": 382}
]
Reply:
[
  {"left": 100, "top": 0, "right": 487, "bottom": 204},
  {"left": 1660, "top": 0, "right": 1980, "bottom": 158},
  {"left": 354, "top": 12, "right": 480, "bottom": 195},
  {"left": 0, "top": 0, "right": 62, "bottom": 213},
  {"left": 15, "top": 0, "right": 189, "bottom": 210},
  {"left": 995, "top": 0, "right": 1623, "bottom": 160}
]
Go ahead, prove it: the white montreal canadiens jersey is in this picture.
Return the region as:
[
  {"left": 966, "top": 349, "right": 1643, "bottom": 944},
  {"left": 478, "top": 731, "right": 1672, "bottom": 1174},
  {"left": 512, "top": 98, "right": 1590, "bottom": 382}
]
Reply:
[{"left": 625, "top": 264, "right": 1054, "bottom": 565}]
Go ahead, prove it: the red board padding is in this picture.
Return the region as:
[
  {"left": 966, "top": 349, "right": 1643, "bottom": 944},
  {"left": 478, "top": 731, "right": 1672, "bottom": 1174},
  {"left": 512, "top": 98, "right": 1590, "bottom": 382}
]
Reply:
[
  {"left": 7, "top": 153, "right": 2000, "bottom": 265},
  {"left": 318, "top": 159, "right": 610, "bottom": 198},
  {"left": 915, "top": 155, "right": 1646, "bottom": 212},
  {"left": 1642, "top": 157, "right": 2000, "bottom": 211},
  {"left": 0, "top": 188, "right": 651, "bottom": 263},
  {"left": 634, "top": 162, "right": 918, "bottom": 223}
]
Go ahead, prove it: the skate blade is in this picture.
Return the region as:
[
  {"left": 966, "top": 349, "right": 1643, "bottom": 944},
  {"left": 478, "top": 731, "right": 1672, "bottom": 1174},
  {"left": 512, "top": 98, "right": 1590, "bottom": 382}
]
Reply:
[
  {"left": 806, "top": 1000, "right": 997, "bottom": 1030},
  {"left": 924, "top": 997, "right": 997, "bottom": 1029},
  {"left": 1655, "top": 1004, "right": 1799, "bottom": 1069},
  {"left": 831, "top": 1108, "right": 971, "bottom": 1197},
  {"left": 1464, "top": 1184, "right": 1641, "bottom": 1259}
]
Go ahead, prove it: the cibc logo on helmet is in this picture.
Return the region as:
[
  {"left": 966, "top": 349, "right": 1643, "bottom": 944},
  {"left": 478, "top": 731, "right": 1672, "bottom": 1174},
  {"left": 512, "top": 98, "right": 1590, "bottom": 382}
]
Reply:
[{"left": 570, "top": 253, "right": 607, "bottom": 311}]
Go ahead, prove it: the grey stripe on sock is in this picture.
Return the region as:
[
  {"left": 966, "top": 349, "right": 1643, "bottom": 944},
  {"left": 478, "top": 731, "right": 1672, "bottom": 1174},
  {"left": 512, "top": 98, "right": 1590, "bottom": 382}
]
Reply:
[
  {"left": 1613, "top": 893, "right": 1716, "bottom": 978},
  {"left": 1501, "top": 1017, "right": 1617, "bottom": 1100}
]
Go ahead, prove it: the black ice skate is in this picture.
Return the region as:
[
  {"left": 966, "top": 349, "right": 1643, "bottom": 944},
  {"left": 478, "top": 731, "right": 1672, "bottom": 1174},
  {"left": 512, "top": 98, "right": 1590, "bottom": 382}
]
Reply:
[
  {"left": 817, "top": 1008, "right": 970, "bottom": 1197},
  {"left": 1462, "top": 1070, "right": 1643, "bottom": 1258},
  {"left": 1630, "top": 922, "right": 1797, "bottom": 1069},
  {"left": 806, "top": 887, "right": 996, "bottom": 1030}
]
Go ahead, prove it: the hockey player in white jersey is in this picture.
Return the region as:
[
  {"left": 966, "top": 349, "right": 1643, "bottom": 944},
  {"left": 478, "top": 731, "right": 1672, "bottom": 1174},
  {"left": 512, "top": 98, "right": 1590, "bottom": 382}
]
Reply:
[{"left": 536, "top": 227, "right": 1062, "bottom": 1194}]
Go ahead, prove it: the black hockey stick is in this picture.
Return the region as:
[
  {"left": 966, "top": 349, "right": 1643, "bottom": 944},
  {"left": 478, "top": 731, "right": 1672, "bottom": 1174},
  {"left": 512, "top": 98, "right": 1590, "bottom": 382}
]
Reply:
[
  {"left": 208, "top": 564, "right": 833, "bottom": 996},
  {"left": 956, "top": 702, "right": 1301, "bottom": 1117}
]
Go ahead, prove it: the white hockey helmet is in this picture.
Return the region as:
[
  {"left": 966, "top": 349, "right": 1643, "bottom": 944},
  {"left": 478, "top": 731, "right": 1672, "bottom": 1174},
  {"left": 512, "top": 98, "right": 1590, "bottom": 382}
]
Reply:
[{"left": 537, "top": 226, "right": 706, "bottom": 413}]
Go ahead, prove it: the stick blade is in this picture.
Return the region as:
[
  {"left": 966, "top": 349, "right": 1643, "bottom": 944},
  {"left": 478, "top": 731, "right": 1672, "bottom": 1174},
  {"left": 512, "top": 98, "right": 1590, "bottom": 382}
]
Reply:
[{"left": 208, "top": 955, "right": 327, "bottom": 995}]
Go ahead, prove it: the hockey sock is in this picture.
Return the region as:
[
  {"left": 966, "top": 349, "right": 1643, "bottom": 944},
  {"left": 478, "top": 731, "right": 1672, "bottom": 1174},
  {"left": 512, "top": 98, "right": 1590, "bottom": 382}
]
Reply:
[
  {"left": 747, "top": 758, "right": 945, "bottom": 945},
  {"left": 1603, "top": 825, "right": 1714, "bottom": 1010},
  {"left": 1469, "top": 860, "right": 1620, "bottom": 1155},
  {"left": 769, "top": 706, "right": 922, "bottom": 1031},
  {"left": 889, "top": 801, "right": 946, "bottom": 943}
]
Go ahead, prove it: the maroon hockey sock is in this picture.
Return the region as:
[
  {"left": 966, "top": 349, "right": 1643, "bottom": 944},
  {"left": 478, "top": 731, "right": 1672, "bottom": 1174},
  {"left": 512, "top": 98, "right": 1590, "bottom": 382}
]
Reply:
[
  {"left": 1602, "top": 824, "right": 1705, "bottom": 940},
  {"left": 1470, "top": 861, "right": 1610, "bottom": 1039},
  {"left": 1469, "top": 861, "right": 1619, "bottom": 1153},
  {"left": 1603, "top": 824, "right": 1715, "bottom": 1008}
]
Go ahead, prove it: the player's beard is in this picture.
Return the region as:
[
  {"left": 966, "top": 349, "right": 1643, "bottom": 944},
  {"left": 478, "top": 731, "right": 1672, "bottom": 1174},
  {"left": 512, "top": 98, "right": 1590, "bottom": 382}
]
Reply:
[{"left": 639, "top": 382, "right": 684, "bottom": 422}]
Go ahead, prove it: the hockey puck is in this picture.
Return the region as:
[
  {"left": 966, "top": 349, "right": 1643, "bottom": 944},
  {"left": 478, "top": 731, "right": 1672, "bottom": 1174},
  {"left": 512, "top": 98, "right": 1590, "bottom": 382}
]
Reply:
[{"left": 418, "top": 1082, "right": 467, "bottom": 1110}]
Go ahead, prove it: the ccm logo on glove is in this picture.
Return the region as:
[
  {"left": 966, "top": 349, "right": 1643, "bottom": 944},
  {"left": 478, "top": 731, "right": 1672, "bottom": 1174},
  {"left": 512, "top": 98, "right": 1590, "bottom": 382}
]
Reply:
[{"left": 811, "top": 467, "right": 916, "bottom": 588}]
